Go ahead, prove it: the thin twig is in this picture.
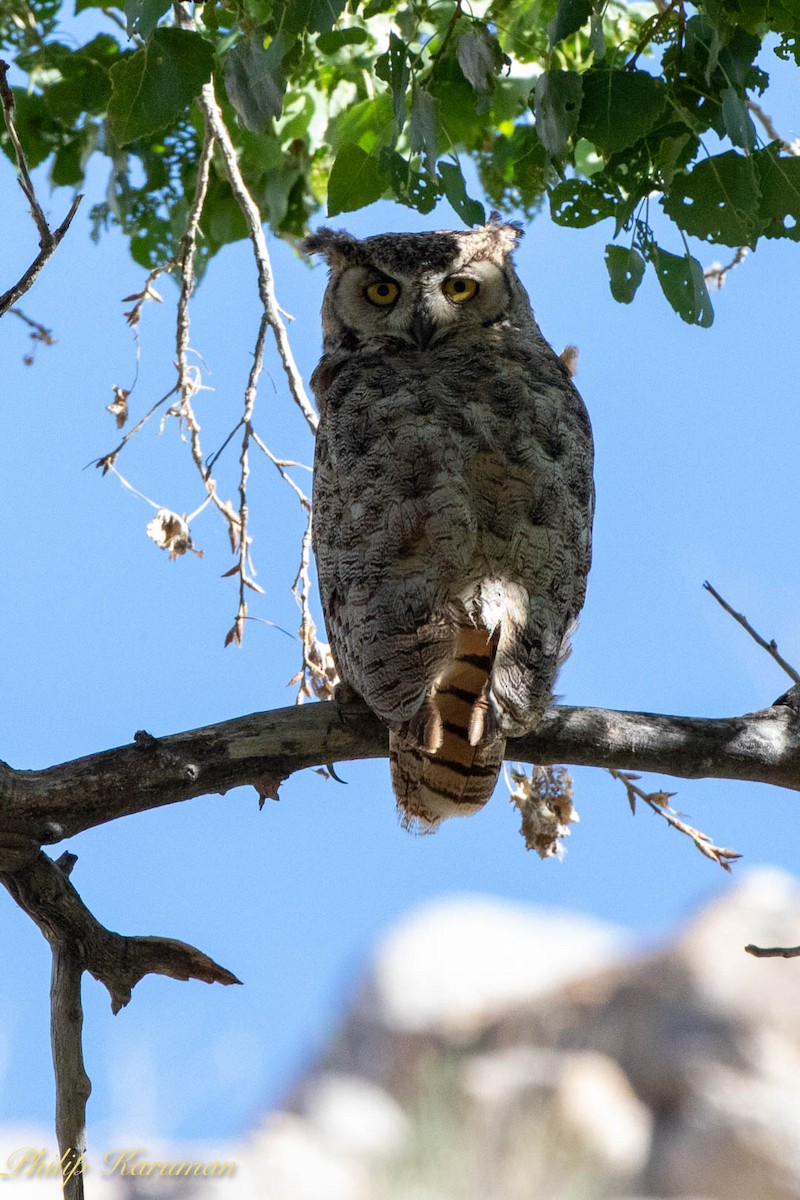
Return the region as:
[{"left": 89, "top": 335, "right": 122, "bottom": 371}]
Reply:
[
  {"left": 0, "top": 196, "right": 83, "bottom": 316},
  {"left": 0, "top": 60, "right": 83, "bottom": 317},
  {"left": 609, "top": 767, "right": 740, "bottom": 870},
  {"left": 196, "top": 78, "right": 319, "bottom": 434},
  {"left": 704, "top": 246, "right": 749, "bottom": 290},
  {"left": 224, "top": 312, "right": 270, "bottom": 647},
  {"left": 626, "top": 0, "right": 683, "bottom": 70},
  {"left": 747, "top": 99, "right": 800, "bottom": 156},
  {"left": 95, "top": 383, "right": 180, "bottom": 473},
  {"left": 9, "top": 306, "right": 56, "bottom": 364},
  {"left": 251, "top": 431, "right": 311, "bottom": 508},
  {"left": 289, "top": 510, "right": 337, "bottom": 702},
  {"left": 704, "top": 580, "right": 800, "bottom": 684}
]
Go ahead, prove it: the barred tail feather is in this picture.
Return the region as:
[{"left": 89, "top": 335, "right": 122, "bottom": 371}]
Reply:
[{"left": 390, "top": 627, "right": 505, "bottom": 831}]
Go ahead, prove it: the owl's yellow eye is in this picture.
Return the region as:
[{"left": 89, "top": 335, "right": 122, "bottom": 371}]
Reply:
[
  {"left": 365, "top": 280, "right": 400, "bottom": 306},
  {"left": 443, "top": 276, "right": 479, "bottom": 303}
]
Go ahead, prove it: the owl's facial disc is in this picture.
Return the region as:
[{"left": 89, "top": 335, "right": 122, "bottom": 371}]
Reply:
[{"left": 329, "top": 257, "right": 510, "bottom": 351}]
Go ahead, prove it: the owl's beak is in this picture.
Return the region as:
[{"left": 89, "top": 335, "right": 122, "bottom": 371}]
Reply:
[{"left": 410, "top": 310, "right": 435, "bottom": 350}]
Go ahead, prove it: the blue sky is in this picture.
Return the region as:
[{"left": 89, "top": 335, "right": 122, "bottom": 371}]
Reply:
[{"left": 1, "top": 28, "right": 799, "bottom": 1150}]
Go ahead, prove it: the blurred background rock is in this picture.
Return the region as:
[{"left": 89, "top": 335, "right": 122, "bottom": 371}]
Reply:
[{"left": 7, "top": 867, "right": 800, "bottom": 1199}]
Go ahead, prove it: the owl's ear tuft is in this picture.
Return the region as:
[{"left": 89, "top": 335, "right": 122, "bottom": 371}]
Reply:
[
  {"left": 486, "top": 212, "right": 524, "bottom": 255},
  {"left": 301, "top": 227, "right": 361, "bottom": 266}
]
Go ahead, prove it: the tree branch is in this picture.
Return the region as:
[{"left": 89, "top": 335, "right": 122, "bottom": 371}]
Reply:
[
  {"left": 49, "top": 854, "right": 90, "bottom": 1200},
  {"left": 0, "top": 60, "right": 83, "bottom": 318},
  {"left": 1, "top": 850, "right": 241, "bottom": 1012},
  {"left": 196, "top": 78, "right": 319, "bottom": 435},
  {"left": 3, "top": 691, "right": 800, "bottom": 845}
]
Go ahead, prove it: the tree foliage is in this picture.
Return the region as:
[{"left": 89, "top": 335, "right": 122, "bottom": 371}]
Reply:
[{"left": 1, "top": 0, "right": 799, "bottom": 323}]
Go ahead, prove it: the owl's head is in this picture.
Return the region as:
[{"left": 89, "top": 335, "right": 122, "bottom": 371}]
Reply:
[{"left": 302, "top": 215, "right": 529, "bottom": 352}]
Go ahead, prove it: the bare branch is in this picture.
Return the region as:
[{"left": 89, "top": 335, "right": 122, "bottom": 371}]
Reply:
[
  {"left": 196, "top": 78, "right": 319, "bottom": 435},
  {"left": 0, "top": 60, "right": 83, "bottom": 317},
  {"left": 745, "top": 942, "right": 800, "bottom": 958},
  {"left": 9, "top": 306, "right": 56, "bottom": 364},
  {"left": 289, "top": 510, "right": 338, "bottom": 702},
  {"left": 1, "top": 851, "right": 241, "bottom": 1014},
  {"left": 704, "top": 580, "right": 800, "bottom": 684},
  {"left": 704, "top": 246, "right": 749, "bottom": 290},
  {"left": 49, "top": 854, "right": 90, "bottom": 1200},
  {"left": 3, "top": 692, "right": 800, "bottom": 845},
  {"left": 608, "top": 767, "right": 740, "bottom": 871},
  {"left": 747, "top": 99, "right": 800, "bottom": 156}
]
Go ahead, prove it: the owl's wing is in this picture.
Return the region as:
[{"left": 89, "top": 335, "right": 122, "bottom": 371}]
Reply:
[{"left": 483, "top": 368, "right": 595, "bottom": 737}]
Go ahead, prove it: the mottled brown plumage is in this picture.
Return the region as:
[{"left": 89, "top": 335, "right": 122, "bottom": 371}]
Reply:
[{"left": 303, "top": 217, "right": 594, "bottom": 830}]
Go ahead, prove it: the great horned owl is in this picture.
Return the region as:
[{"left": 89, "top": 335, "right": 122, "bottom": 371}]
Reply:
[{"left": 303, "top": 217, "right": 594, "bottom": 831}]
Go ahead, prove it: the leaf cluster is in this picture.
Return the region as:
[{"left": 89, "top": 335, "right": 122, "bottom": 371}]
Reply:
[{"left": 1, "top": 0, "right": 798, "bottom": 316}]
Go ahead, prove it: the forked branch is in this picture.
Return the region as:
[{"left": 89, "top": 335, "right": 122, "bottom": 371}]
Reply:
[{"left": 0, "top": 60, "right": 83, "bottom": 317}]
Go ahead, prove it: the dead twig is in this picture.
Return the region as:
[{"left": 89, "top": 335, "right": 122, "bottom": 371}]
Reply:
[
  {"left": 289, "top": 510, "right": 338, "bottom": 701},
  {"left": 704, "top": 246, "right": 749, "bottom": 290},
  {"left": 747, "top": 99, "right": 800, "bottom": 156},
  {"left": 0, "top": 60, "right": 83, "bottom": 317},
  {"left": 223, "top": 311, "right": 270, "bottom": 647},
  {"left": 609, "top": 767, "right": 740, "bottom": 870},
  {"left": 704, "top": 580, "right": 800, "bottom": 685},
  {"left": 9, "top": 306, "right": 56, "bottom": 364},
  {"left": 195, "top": 78, "right": 318, "bottom": 435}
]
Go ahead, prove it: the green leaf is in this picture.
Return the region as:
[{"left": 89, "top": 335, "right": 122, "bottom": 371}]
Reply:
[
  {"left": 108, "top": 28, "right": 214, "bottom": 146},
  {"left": 551, "top": 178, "right": 617, "bottom": 226},
  {"left": 409, "top": 86, "right": 439, "bottom": 179},
  {"left": 604, "top": 245, "right": 645, "bottom": 303},
  {"left": 36, "top": 38, "right": 117, "bottom": 124},
  {"left": 124, "top": 0, "right": 171, "bottom": 39},
  {"left": 224, "top": 32, "right": 289, "bottom": 132},
  {"left": 533, "top": 70, "right": 582, "bottom": 160},
  {"left": 327, "top": 142, "right": 386, "bottom": 215},
  {"left": 720, "top": 86, "right": 756, "bottom": 151},
  {"left": 650, "top": 245, "right": 714, "bottom": 327},
  {"left": 439, "top": 161, "right": 485, "bottom": 225},
  {"left": 662, "top": 150, "right": 763, "bottom": 247},
  {"left": 548, "top": 0, "right": 592, "bottom": 46},
  {"left": 328, "top": 93, "right": 394, "bottom": 153},
  {"left": 754, "top": 144, "right": 800, "bottom": 241},
  {"left": 0, "top": 89, "right": 63, "bottom": 169},
  {"left": 577, "top": 68, "right": 667, "bottom": 155},
  {"left": 375, "top": 33, "right": 410, "bottom": 136},
  {"left": 316, "top": 27, "right": 369, "bottom": 54},
  {"left": 280, "top": 0, "right": 347, "bottom": 36}
]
